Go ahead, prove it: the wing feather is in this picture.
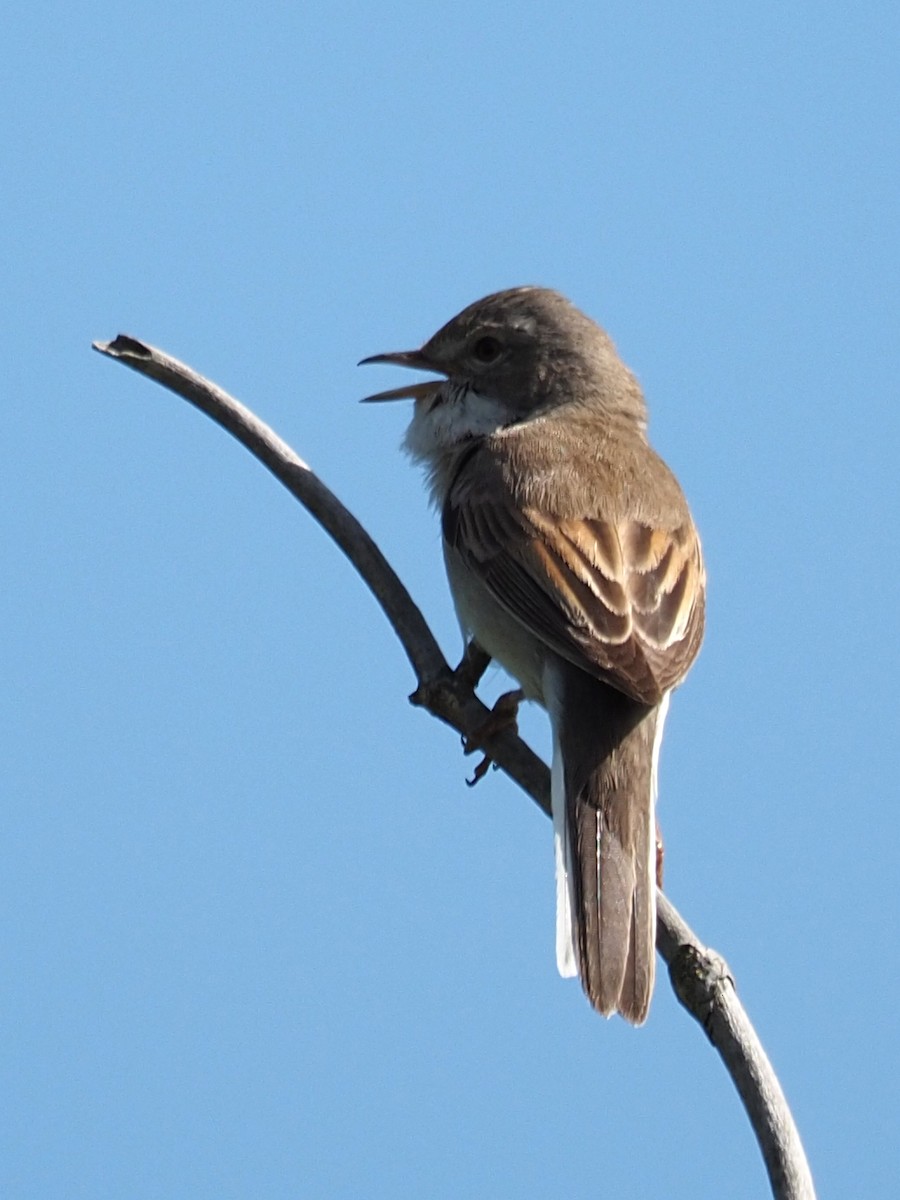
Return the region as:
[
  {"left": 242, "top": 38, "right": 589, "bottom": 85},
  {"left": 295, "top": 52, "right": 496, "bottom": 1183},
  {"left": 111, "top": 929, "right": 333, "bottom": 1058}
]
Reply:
[{"left": 443, "top": 459, "right": 705, "bottom": 705}]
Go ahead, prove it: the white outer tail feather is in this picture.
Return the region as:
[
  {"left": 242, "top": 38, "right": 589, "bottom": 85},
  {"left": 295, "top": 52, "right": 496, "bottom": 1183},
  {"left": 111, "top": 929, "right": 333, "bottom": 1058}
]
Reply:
[
  {"left": 651, "top": 691, "right": 670, "bottom": 808},
  {"left": 548, "top": 678, "right": 672, "bottom": 987},
  {"left": 551, "top": 727, "right": 578, "bottom": 977}
]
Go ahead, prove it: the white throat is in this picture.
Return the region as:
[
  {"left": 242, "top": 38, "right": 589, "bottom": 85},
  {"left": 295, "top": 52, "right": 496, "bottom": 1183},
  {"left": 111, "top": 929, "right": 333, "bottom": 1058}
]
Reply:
[{"left": 403, "top": 383, "right": 510, "bottom": 467}]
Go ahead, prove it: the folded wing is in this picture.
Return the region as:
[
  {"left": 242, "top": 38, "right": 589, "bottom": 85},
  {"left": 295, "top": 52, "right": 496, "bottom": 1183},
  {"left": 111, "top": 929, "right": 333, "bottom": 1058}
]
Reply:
[{"left": 443, "top": 468, "right": 705, "bottom": 703}]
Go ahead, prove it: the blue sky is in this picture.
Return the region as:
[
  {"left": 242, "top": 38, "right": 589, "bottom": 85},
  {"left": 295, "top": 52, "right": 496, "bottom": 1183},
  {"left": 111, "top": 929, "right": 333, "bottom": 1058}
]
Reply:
[{"left": 3, "top": 3, "right": 899, "bottom": 1196}]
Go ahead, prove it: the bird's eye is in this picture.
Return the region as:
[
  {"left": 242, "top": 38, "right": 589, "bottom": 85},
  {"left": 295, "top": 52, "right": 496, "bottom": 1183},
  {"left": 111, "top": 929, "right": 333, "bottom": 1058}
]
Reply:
[{"left": 472, "top": 335, "right": 502, "bottom": 364}]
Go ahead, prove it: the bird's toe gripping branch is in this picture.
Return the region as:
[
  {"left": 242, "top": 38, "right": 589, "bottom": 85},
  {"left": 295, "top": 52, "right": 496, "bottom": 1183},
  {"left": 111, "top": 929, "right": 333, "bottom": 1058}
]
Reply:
[{"left": 462, "top": 687, "right": 526, "bottom": 786}]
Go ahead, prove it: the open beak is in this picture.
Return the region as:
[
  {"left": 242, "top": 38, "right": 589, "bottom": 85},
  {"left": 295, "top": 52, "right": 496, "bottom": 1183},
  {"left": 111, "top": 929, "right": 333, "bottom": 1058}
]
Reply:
[{"left": 358, "top": 349, "right": 445, "bottom": 403}]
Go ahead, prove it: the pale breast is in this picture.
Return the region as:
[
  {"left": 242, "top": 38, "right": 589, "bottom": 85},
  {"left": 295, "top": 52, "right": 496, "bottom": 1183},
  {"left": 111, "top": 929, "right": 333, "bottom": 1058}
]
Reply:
[{"left": 443, "top": 542, "right": 548, "bottom": 704}]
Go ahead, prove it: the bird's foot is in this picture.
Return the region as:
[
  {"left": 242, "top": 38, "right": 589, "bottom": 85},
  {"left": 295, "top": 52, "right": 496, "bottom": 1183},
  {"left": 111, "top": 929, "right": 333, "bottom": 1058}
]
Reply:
[{"left": 462, "top": 688, "right": 525, "bottom": 787}]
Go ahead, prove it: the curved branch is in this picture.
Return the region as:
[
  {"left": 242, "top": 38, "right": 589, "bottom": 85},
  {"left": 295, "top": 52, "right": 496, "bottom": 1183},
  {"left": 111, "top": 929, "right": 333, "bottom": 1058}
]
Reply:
[{"left": 93, "top": 334, "right": 816, "bottom": 1200}]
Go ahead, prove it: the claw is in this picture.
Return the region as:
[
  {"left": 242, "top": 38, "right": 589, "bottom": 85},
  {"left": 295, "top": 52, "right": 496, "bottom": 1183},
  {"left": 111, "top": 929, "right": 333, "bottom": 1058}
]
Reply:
[
  {"left": 466, "top": 756, "right": 496, "bottom": 788},
  {"left": 462, "top": 688, "right": 525, "bottom": 755},
  {"left": 461, "top": 688, "right": 525, "bottom": 786}
]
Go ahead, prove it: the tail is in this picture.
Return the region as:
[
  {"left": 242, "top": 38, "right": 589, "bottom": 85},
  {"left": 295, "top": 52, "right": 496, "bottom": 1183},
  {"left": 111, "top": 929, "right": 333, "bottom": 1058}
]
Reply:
[{"left": 550, "top": 670, "right": 669, "bottom": 1024}]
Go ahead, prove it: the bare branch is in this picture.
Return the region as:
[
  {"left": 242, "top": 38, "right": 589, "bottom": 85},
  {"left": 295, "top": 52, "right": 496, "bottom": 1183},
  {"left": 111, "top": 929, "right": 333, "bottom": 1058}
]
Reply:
[
  {"left": 91, "top": 336, "right": 549, "bottom": 805},
  {"left": 92, "top": 337, "right": 445, "bottom": 685},
  {"left": 93, "top": 334, "right": 816, "bottom": 1200},
  {"left": 657, "top": 895, "right": 815, "bottom": 1199}
]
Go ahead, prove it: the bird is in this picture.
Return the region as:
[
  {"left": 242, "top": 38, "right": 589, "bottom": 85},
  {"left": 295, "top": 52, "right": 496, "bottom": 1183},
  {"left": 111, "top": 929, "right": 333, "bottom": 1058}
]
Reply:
[{"left": 361, "top": 286, "right": 705, "bottom": 1023}]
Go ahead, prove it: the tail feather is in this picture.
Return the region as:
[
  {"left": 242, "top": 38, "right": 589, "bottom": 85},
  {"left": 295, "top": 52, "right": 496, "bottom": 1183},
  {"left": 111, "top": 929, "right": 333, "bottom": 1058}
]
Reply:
[
  {"left": 549, "top": 665, "right": 667, "bottom": 1024},
  {"left": 551, "top": 732, "right": 578, "bottom": 977}
]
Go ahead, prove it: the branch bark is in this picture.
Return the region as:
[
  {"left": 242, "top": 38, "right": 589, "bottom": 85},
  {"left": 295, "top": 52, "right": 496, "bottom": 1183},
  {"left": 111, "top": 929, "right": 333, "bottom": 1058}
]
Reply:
[{"left": 93, "top": 334, "right": 817, "bottom": 1200}]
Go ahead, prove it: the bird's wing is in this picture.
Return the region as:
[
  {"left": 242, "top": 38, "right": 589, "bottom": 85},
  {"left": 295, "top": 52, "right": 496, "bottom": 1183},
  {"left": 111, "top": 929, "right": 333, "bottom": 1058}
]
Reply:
[{"left": 443, "top": 464, "right": 705, "bottom": 705}]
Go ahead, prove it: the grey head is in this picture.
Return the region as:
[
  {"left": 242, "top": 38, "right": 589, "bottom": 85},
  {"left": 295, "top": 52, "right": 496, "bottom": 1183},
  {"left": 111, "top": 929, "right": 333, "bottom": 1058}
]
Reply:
[{"left": 360, "top": 286, "right": 647, "bottom": 427}]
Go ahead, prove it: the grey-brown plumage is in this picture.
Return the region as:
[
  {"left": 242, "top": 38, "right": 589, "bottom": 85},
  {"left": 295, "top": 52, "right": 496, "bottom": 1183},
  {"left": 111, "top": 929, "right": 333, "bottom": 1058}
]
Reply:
[
  {"left": 556, "top": 668, "right": 659, "bottom": 1019},
  {"left": 362, "top": 287, "right": 705, "bottom": 1023}
]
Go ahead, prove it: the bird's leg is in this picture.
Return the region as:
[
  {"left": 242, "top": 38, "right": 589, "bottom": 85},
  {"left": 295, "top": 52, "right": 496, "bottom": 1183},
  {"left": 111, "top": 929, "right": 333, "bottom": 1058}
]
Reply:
[
  {"left": 453, "top": 639, "right": 491, "bottom": 690},
  {"left": 462, "top": 686, "right": 526, "bottom": 787},
  {"left": 447, "top": 641, "right": 524, "bottom": 785}
]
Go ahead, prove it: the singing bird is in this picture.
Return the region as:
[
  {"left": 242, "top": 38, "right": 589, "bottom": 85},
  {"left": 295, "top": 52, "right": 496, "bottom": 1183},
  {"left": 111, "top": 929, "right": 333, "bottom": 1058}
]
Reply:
[{"left": 362, "top": 287, "right": 705, "bottom": 1023}]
